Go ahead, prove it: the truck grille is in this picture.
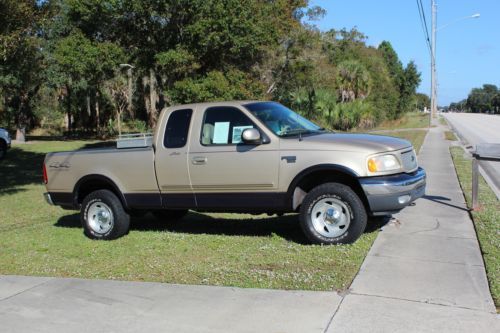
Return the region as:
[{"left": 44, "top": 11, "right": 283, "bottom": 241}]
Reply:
[{"left": 400, "top": 149, "right": 418, "bottom": 172}]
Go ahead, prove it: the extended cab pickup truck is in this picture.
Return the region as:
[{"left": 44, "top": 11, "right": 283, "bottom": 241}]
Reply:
[{"left": 43, "top": 101, "right": 426, "bottom": 244}]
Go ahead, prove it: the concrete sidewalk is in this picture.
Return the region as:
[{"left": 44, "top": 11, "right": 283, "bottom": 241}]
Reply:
[
  {"left": 1, "top": 123, "right": 498, "bottom": 332},
  {"left": 327, "top": 122, "right": 498, "bottom": 332}
]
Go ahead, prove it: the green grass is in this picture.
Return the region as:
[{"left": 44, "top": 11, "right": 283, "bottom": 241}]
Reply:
[
  {"left": 369, "top": 112, "right": 430, "bottom": 131},
  {"left": 450, "top": 147, "right": 500, "bottom": 307},
  {"left": 0, "top": 140, "right": 380, "bottom": 291},
  {"left": 439, "top": 116, "right": 448, "bottom": 126},
  {"left": 444, "top": 130, "right": 457, "bottom": 141}
]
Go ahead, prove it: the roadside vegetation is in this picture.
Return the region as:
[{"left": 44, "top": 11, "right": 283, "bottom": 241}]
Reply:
[
  {"left": 450, "top": 147, "right": 500, "bottom": 307},
  {"left": 447, "top": 84, "right": 500, "bottom": 113},
  {"left": 439, "top": 116, "right": 448, "bottom": 126},
  {"left": 365, "top": 112, "right": 429, "bottom": 131},
  {"left": 444, "top": 130, "right": 457, "bottom": 141}
]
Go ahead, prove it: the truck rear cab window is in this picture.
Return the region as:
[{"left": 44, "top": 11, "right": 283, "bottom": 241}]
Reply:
[
  {"left": 201, "top": 106, "right": 255, "bottom": 145},
  {"left": 164, "top": 109, "right": 193, "bottom": 148}
]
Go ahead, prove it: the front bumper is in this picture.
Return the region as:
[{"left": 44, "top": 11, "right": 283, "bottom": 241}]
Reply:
[{"left": 359, "top": 167, "right": 426, "bottom": 216}]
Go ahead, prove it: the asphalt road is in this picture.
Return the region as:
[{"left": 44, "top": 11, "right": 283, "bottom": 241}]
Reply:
[{"left": 444, "top": 112, "right": 500, "bottom": 197}]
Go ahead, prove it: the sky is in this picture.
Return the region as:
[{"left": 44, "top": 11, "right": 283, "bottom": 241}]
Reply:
[{"left": 310, "top": 0, "right": 500, "bottom": 106}]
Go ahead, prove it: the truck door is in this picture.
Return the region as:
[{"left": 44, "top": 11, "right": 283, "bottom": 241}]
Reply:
[
  {"left": 154, "top": 108, "right": 196, "bottom": 208},
  {"left": 188, "top": 105, "right": 282, "bottom": 211}
]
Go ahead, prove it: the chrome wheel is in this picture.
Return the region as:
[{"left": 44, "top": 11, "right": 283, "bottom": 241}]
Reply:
[
  {"left": 310, "top": 197, "right": 351, "bottom": 238},
  {"left": 87, "top": 201, "right": 114, "bottom": 234}
]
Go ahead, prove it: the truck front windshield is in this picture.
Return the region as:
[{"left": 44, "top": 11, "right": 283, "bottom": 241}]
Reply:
[{"left": 244, "top": 102, "right": 325, "bottom": 137}]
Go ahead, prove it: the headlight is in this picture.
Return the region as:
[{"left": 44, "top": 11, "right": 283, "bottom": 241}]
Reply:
[{"left": 367, "top": 154, "right": 401, "bottom": 173}]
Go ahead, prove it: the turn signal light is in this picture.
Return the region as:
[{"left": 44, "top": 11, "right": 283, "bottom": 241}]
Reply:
[{"left": 368, "top": 159, "right": 378, "bottom": 172}]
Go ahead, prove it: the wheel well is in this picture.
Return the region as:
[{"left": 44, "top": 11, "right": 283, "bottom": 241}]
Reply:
[
  {"left": 290, "top": 169, "right": 370, "bottom": 212},
  {"left": 0, "top": 138, "right": 6, "bottom": 147},
  {"left": 74, "top": 176, "right": 127, "bottom": 209}
]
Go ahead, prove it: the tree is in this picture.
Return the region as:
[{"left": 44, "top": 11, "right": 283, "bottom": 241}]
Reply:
[
  {"left": 378, "top": 41, "right": 403, "bottom": 84},
  {"left": 415, "top": 93, "right": 430, "bottom": 111},
  {"left": 398, "top": 61, "right": 421, "bottom": 115},
  {"left": 52, "top": 30, "right": 125, "bottom": 132},
  {"left": 0, "top": 0, "right": 47, "bottom": 141},
  {"left": 466, "top": 84, "right": 498, "bottom": 113},
  {"left": 336, "top": 60, "right": 371, "bottom": 103}
]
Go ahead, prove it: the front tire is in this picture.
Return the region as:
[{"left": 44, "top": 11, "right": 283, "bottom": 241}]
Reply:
[
  {"left": 299, "top": 183, "right": 367, "bottom": 245},
  {"left": 81, "top": 189, "right": 130, "bottom": 240}
]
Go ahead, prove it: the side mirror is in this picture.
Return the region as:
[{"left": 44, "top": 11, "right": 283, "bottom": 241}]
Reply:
[{"left": 241, "top": 128, "right": 261, "bottom": 145}]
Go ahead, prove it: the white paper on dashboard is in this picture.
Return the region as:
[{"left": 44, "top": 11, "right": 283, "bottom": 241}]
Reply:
[{"left": 213, "top": 122, "right": 230, "bottom": 144}]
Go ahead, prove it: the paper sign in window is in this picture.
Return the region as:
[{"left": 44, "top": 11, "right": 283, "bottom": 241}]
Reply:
[
  {"left": 232, "top": 126, "right": 253, "bottom": 144},
  {"left": 213, "top": 122, "right": 230, "bottom": 144}
]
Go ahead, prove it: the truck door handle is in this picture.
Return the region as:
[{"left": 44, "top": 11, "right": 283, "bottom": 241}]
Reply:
[{"left": 192, "top": 156, "right": 207, "bottom": 165}]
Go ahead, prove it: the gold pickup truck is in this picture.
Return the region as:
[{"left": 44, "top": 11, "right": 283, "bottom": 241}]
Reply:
[{"left": 43, "top": 101, "right": 426, "bottom": 244}]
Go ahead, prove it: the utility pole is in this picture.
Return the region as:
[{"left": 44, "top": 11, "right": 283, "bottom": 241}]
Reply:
[{"left": 431, "top": 0, "right": 437, "bottom": 122}]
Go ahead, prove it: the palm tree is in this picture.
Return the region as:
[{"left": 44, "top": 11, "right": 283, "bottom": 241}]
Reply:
[{"left": 336, "top": 60, "right": 371, "bottom": 103}]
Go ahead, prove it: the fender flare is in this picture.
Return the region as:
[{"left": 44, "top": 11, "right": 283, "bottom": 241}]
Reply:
[
  {"left": 286, "top": 164, "right": 360, "bottom": 208},
  {"left": 73, "top": 174, "right": 128, "bottom": 209}
]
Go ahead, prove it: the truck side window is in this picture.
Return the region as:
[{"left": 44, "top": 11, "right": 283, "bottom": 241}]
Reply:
[
  {"left": 164, "top": 109, "right": 193, "bottom": 148},
  {"left": 201, "top": 107, "right": 255, "bottom": 145}
]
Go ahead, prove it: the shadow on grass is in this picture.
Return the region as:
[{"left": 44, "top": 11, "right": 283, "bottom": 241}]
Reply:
[
  {"left": 55, "top": 211, "right": 388, "bottom": 244},
  {"left": 0, "top": 147, "right": 46, "bottom": 195}
]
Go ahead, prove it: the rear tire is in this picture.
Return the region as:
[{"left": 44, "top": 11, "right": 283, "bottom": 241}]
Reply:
[
  {"left": 81, "top": 189, "right": 130, "bottom": 240},
  {"left": 152, "top": 209, "right": 188, "bottom": 222},
  {"left": 299, "top": 183, "right": 367, "bottom": 245}
]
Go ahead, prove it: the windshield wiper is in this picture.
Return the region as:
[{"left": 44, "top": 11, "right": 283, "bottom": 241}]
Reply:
[{"left": 281, "top": 128, "right": 325, "bottom": 137}]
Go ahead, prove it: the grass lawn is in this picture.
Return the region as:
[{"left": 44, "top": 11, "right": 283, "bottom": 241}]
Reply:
[
  {"left": 450, "top": 147, "right": 500, "bottom": 307},
  {"left": 439, "top": 116, "right": 448, "bottom": 126},
  {"left": 444, "top": 130, "right": 457, "bottom": 141},
  {"left": 369, "top": 112, "right": 430, "bottom": 131}
]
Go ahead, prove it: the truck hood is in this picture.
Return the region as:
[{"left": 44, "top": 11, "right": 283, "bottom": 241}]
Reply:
[{"left": 282, "top": 132, "right": 412, "bottom": 153}]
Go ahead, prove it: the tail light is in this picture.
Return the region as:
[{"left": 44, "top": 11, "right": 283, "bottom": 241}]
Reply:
[{"left": 43, "top": 162, "right": 48, "bottom": 184}]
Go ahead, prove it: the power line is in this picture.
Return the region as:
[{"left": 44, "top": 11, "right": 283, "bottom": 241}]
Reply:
[{"left": 416, "top": 0, "right": 432, "bottom": 56}]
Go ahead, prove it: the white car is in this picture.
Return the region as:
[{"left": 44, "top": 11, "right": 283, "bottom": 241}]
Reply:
[{"left": 0, "top": 128, "right": 11, "bottom": 160}]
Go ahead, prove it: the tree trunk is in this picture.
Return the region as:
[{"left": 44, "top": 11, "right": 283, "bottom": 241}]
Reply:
[
  {"left": 15, "top": 127, "right": 26, "bottom": 142},
  {"left": 149, "top": 68, "right": 158, "bottom": 129},
  {"left": 86, "top": 93, "right": 91, "bottom": 117},
  {"left": 127, "top": 67, "right": 134, "bottom": 119},
  {"left": 15, "top": 94, "right": 29, "bottom": 142},
  {"left": 117, "top": 109, "right": 122, "bottom": 136},
  {"left": 64, "top": 85, "right": 72, "bottom": 133},
  {"left": 95, "top": 89, "right": 100, "bottom": 133},
  {"left": 142, "top": 74, "right": 151, "bottom": 124}
]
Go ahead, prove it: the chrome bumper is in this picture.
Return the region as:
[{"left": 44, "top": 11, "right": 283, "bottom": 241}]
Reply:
[
  {"left": 43, "top": 192, "right": 55, "bottom": 205},
  {"left": 359, "top": 167, "right": 426, "bottom": 215}
]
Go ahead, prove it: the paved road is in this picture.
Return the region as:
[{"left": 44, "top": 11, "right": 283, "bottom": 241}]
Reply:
[{"left": 444, "top": 112, "right": 500, "bottom": 197}]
